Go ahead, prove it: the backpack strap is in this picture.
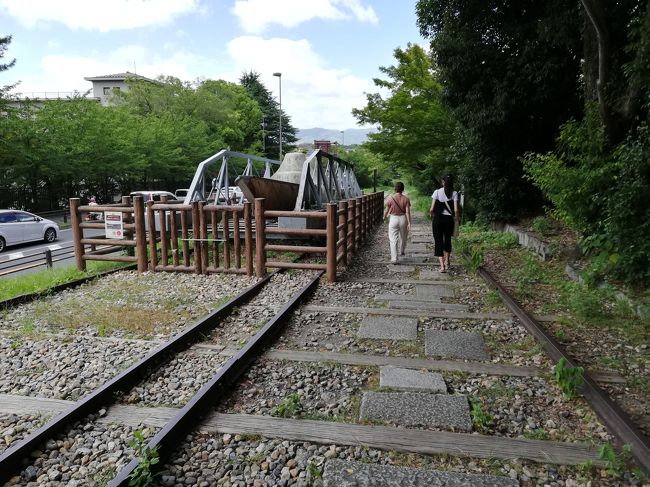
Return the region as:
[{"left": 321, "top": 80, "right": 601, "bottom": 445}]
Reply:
[{"left": 390, "top": 195, "right": 405, "bottom": 214}]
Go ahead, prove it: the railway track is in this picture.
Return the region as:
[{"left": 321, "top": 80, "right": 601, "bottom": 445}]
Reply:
[{"left": 0, "top": 219, "right": 648, "bottom": 486}]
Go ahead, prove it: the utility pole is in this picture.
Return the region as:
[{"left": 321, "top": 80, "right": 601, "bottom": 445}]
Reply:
[{"left": 273, "top": 72, "right": 282, "bottom": 160}]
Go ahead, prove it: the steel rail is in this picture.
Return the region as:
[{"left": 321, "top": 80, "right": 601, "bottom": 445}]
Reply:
[
  {"left": 108, "top": 271, "right": 323, "bottom": 487},
  {"left": 479, "top": 267, "right": 650, "bottom": 474},
  {"left": 0, "top": 272, "right": 274, "bottom": 482}
]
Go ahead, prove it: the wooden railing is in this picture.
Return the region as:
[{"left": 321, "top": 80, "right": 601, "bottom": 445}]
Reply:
[{"left": 69, "top": 191, "right": 383, "bottom": 282}]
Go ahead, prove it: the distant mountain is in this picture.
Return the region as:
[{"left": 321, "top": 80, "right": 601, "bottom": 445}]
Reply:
[{"left": 296, "top": 127, "right": 377, "bottom": 146}]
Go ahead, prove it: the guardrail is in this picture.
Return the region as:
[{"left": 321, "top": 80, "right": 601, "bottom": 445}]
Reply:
[
  {"left": 70, "top": 192, "right": 384, "bottom": 282},
  {"left": 0, "top": 243, "right": 117, "bottom": 277}
]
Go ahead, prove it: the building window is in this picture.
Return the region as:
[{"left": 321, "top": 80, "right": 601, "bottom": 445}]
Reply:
[{"left": 103, "top": 86, "right": 121, "bottom": 95}]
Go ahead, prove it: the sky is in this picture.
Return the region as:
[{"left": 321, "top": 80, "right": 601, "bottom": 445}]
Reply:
[{"left": 0, "top": 0, "right": 425, "bottom": 130}]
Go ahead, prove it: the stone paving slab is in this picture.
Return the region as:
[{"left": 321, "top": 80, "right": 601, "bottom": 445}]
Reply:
[
  {"left": 324, "top": 459, "right": 518, "bottom": 487},
  {"left": 380, "top": 366, "right": 447, "bottom": 393},
  {"left": 408, "top": 253, "right": 434, "bottom": 259},
  {"left": 405, "top": 243, "right": 429, "bottom": 252},
  {"left": 375, "top": 293, "right": 442, "bottom": 303},
  {"left": 387, "top": 264, "right": 416, "bottom": 273},
  {"left": 419, "top": 269, "right": 450, "bottom": 280},
  {"left": 360, "top": 392, "right": 471, "bottom": 431},
  {"left": 415, "top": 284, "right": 455, "bottom": 298},
  {"left": 425, "top": 330, "right": 489, "bottom": 361},
  {"left": 389, "top": 300, "right": 469, "bottom": 312},
  {"left": 358, "top": 316, "right": 418, "bottom": 340},
  {"left": 395, "top": 256, "right": 428, "bottom": 264}
]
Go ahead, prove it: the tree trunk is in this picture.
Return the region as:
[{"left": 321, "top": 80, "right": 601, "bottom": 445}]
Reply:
[{"left": 580, "top": 0, "right": 615, "bottom": 142}]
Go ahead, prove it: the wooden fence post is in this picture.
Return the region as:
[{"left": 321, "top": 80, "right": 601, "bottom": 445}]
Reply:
[
  {"left": 133, "top": 196, "right": 147, "bottom": 272},
  {"left": 159, "top": 195, "right": 169, "bottom": 267},
  {"left": 199, "top": 201, "right": 208, "bottom": 274},
  {"left": 146, "top": 200, "right": 157, "bottom": 271},
  {"left": 192, "top": 201, "right": 202, "bottom": 274},
  {"left": 375, "top": 192, "right": 384, "bottom": 225},
  {"left": 326, "top": 203, "right": 337, "bottom": 283},
  {"left": 254, "top": 198, "right": 266, "bottom": 278},
  {"left": 69, "top": 198, "right": 86, "bottom": 272},
  {"left": 359, "top": 196, "right": 366, "bottom": 243},
  {"left": 339, "top": 200, "right": 348, "bottom": 267},
  {"left": 223, "top": 208, "right": 231, "bottom": 270},
  {"left": 233, "top": 208, "right": 241, "bottom": 269},
  {"left": 244, "top": 201, "right": 253, "bottom": 277},
  {"left": 122, "top": 196, "right": 134, "bottom": 257},
  {"left": 347, "top": 198, "right": 356, "bottom": 260}
]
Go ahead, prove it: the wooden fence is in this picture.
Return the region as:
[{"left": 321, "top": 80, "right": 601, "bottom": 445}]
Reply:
[{"left": 69, "top": 192, "right": 383, "bottom": 283}]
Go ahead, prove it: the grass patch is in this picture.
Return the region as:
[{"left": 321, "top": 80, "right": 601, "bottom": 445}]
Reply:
[
  {"left": 485, "top": 289, "right": 503, "bottom": 308},
  {"left": 0, "top": 261, "right": 128, "bottom": 301},
  {"left": 29, "top": 299, "right": 188, "bottom": 335},
  {"left": 523, "top": 427, "right": 550, "bottom": 440}
]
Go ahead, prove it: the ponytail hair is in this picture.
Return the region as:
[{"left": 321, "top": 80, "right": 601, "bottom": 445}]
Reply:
[{"left": 442, "top": 175, "right": 454, "bottom": 199}]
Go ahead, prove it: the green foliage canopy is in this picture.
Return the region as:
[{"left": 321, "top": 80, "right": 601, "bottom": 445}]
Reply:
[
  {"left": 352, "top": 43, "right": 455, "bottom": 195},
  {"left": 416, "top": 0, "right": 583, "bottom": 221},
  {"left": 0, "top": 74, "right": 282, "bottom": 210},
  {"left": 239, "top": 71, "right": 298, "bottom": 159}
]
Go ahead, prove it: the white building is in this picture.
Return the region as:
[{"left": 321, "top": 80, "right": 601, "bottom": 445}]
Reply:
[{"left": 84, "top": 72, "right": 157, "bottom": 106}]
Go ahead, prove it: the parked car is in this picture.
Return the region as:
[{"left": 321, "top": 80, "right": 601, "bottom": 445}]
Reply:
[
  {"left": 214, "top": 186, "right": 245, "bottom": 204},
  {"left": 129, "top": 191, "right": 179, "bottom": 202},
  {"left": 0, "top": 210, "right": 59, "bottom": 253},
  {"left": 174, "top": 188, "right": 190, "bottom": 200}
]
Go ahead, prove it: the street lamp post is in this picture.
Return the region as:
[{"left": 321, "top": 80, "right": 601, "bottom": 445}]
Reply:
[
  {"left": 261, "top": 115, "right": 266, "bottom": 153},
  {"left": 340, "top": 130, "right": 344, "bottom": 147},
  {"left": 273, "top": 72, "right": 282, "bottom": 160}
]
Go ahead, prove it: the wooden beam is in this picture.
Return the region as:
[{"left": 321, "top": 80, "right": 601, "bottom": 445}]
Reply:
[{"left": 0, "top": 394, "right": 604, "bottom": 467}]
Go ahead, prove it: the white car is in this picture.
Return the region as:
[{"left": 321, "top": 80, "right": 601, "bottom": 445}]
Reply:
[
  {"left": 129, "top": 191, "right": 179, "bottom": 203},
  {"left": 0, "top": 210, "right": 59, "bottom": 253}
]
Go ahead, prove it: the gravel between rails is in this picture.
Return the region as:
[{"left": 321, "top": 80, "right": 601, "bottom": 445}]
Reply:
[
  {"left": 2, "top": 414, "right": 159, "bottom": 486},
  {"left": 206, "top": 271, "right": 320, "bottom": 348},
  {"left": 155, "top": 428, "right": 636, "bottom": 486}
]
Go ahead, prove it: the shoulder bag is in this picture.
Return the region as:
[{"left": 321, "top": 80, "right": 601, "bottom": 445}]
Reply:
[{"left": 444, "top": 199, "right": 459, "bottom": 237}]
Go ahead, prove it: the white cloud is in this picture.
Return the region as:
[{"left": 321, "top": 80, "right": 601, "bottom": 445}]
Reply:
[
  {"left": 0, "top": 0, "right": 200, "bottom": 32},
  {"left": 231, "top": 0, "right": 378, "bottom": 33},
  {"left": 11, "top": 35, "right": 374, "bottom": 129},
  {"left": 11, "top": 44, "right": 210, "bottom": 96},
  {"left": 224, "top": 36, "right": 373, "bottom": 128}
]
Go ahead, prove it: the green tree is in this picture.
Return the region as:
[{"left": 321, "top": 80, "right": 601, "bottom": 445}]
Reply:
[
  {"left": 0, "top": 34, "right": 17, "bottom": 98},
  {"left": 345, "top": 145, "right": 394, "bottom": 190},
  {"left": 239, "top": 71, "right": 298, "bottom": 159},
  {"left": 195, "top": 79, "right": 263, "bottom": 151},
  {"left": 580, "top": 0, "right": 650, "bottom": 146},
  {"left": 352, "top": 43, "right": 455, "bottom": 195},
  {"left": 416, "top": 0, "right": 583, "bottom": 220}
]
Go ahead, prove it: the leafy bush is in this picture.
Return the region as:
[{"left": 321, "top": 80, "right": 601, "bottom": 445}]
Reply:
[
  {"left": 470, "top": 400, "right": 493, "bottom": 433},
  {"left": 531, "top": 216, "right": 552, "bottom": 235},
  {"left": 271, "top": 393, "right": 302, "bottom": 418},
  {"left": 524, "top": 114, "right": 650, "bottom": 287},
  {"left": 128, "top": 430, "right": 160, "bottom": 487},
  {"left": 554, "top": 357, "right": 584, "bottom": 399}
]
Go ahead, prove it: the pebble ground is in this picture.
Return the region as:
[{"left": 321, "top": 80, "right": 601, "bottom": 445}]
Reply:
[{"left": 0, "top": 218, "right": 645, "bottom": 486}]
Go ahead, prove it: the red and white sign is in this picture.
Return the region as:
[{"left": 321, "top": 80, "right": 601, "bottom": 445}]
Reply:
[{"left": 104, "top": 211, "right": 124, "bottom": 239}]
